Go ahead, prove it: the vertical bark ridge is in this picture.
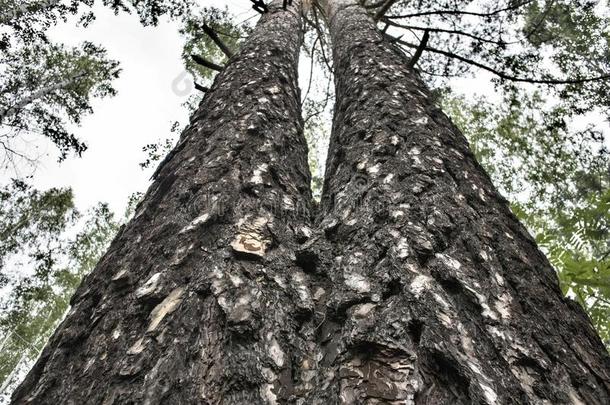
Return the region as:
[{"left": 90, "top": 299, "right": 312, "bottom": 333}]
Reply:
[
  {"left": 12, "top": 1, "right": 315, "bottom": 403},
  {"left": 313, "top": 0, "right": 610, "bottom": 404}
]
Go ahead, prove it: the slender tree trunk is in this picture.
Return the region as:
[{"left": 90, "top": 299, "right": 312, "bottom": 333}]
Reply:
[
  {"left": 311, "top": 0, "right": 610, "bottom": 404},
  {"left": 12, "top": 1, "right": 313, "bottom": 403},
  {"left": 0, "top": 72, "right": 86, "bottom": 124}
]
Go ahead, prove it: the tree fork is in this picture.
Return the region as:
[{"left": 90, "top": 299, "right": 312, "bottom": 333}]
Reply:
[
  {"left": 313, "top": 0, "right": 610, "bottom": 403},
  {"left": 12, "top": 1, "right": 315, "bottom": 403}
]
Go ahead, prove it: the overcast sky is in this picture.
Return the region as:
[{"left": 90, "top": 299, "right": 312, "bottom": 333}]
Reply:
[
  {"left": 24, "top": 1, "right": 257, "bottom": 216},
  {"left": 10, "top": 0, "right": 512, "bottom": 217}
]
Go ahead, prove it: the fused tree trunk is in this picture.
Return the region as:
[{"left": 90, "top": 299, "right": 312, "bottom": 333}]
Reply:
[
  {"left": 12, "top": 0, "right": 610, "bottom": 404},
  {"left": 12, "top": 1, "right": 314, "bottom": 403},
  {"left": 309, "top": 0, "right": 610, "bottom": 403}
]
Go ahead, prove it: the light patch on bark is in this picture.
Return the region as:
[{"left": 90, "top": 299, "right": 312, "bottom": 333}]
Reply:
[
  {"left": 292, "top": 272, "right": 313, "bottom": 310},
  {"left": 266, "top": 85, "right": 281, "bottom": 94},
  {"left": 260, "top": 383, "right": 278, "bottom": 404},
  {"left": 112, "top": 269, "right": 128, "bottom": 282},
  {"left": 147, "top": 287, "right": 185, "bottom": 332},
  {"left": 179, "top": 213, "right": 210, "bottom": 233},
  {"left": 464, "top": 285, "right": 498, "bottom": 320},
  {"left": 231, "top": 216, "right": 271, "bottom": 258},
  {"left": 313, "top": 286, "right": 326, "bottom": 301},
  {"left": 494, "top": 293, "right": 512, "bottom": 320},
  {"left": 437, "top": 312, "right": 453, "bottom": 327},
  {"left": 267, "top": 334, "right": 285, "bottom": 368},
  {"left": 352, "top": 303, "right": 376, "bottom": 319},
  {"left": 391, "top": 210, "right": 404, "bottom": 220},
  {"left": 136, "top": 273, "right": 162, "bottom": 299},
  {"left": 413, "top": 116, "right": 428, "bottom": 125},
  {"left": 127, "top": 337, "right": 146, "bottom": 355},
  {"left": 250, "top": 164, "right": 269, "bottom": 185},
  {"left": 395, "top": 237, "right": 410, "bottom": 259},
  {"left": 479, "top": 383, "right": 498, "bottom": 404},
  {"left": 433, "top": 293, "right": 451, "bottom": 309},
  {"left": 435, "top": 253, "right": 462, "bottom": 270},
  {"left": 228, "top": 272, "right": 244, "bottom": 288},
  {"left": 344, "top": 272, "right": 371, "bottom": 293},
  {"left": 494, "top": 272, "right": 505, "bottom": 286},
  {"left": 409, "top": 275, "right": 432, "bottom": 298},
  {"left": 112, "top": 327, "right": 121, "bottom": 340},
  {"left": 282, "top": 194, "right": 294, "bottom": 210},
  {"left": 367, "top": 163, "right": 381, "bottom": 175},
  {"left": 383, "top": 173, "right": 394, "bottom": 184}
]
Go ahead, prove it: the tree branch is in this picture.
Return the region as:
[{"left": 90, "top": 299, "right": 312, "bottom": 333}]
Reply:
[
  {"left": 374, "top": 0, "right": 400, "bottom": 21},
  {"left": 391, "top": 37, "right": 610, "bottom": 85},
  {"left": 383, "top": 19, "right": 506, "bottom": 46},
  {"left": 407, "top": 29, "right": 429, "bottom": 69},
  {"left": 386, "top": 1, "right": 534, "bottom": 19},
  {"left": 191, "top": 54, "right": 224, "bottom": 72},
  {"left": 194, "top": 82, "right": 210, "bottom": 92},
  {"left": 202, "top": 23, "right": 234, "bottom": 58},
  {"left": 365, "top": 0, "right": 387, "bottom": 9},
  {"left": 0, "top": 71, "right": 86, "bottom": 124}
]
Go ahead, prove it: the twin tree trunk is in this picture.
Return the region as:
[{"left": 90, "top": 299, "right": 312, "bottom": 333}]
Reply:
[{"left": 12, "top": 0, "right": 610, "bottom": 404}]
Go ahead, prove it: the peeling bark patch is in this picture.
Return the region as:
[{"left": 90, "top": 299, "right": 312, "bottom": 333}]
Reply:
[
  {"left": 147, "top": 287, "right": 185, "bottom": 332},
  {"left": 136, "top": 272, "right": 162, "bottom": 299},
  {"left": 339, "top": 345, "right": 418, "bottom": 403},
  {"left": 179, "top": 213, "right": 210, "bottom": 233},
  {"left": 231, "top": 216, "right": 271, "bottom": 258}
]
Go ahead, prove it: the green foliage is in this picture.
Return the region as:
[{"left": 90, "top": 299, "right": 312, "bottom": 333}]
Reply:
[
  {"left": 0, "top": 42, "right": 120, "bottom": 164},
  {"left": 0, "top": 181, "right": 119, "bottom": 394},
  {"left": 444, "top": 93, "right": 610, "bottom": 347}
]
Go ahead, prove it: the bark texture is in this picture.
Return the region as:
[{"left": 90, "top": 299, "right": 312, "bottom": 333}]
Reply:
[
  {"left": 12, "top": 0, "right": 610, "bottom": 404},
  {"left": 307, "top": 1, "right": 610, "bottom": 404},
  {"left": 12, "top": 1, "right": 314, "bottom": 403}
]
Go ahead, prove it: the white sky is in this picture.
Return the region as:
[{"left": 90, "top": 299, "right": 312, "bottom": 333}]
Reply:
[
  {"left": 25, "top": 1, "right": 259, "bottom": 216},
  {"left": 6, "top": 0, "right": 503, "bottom": 217}
]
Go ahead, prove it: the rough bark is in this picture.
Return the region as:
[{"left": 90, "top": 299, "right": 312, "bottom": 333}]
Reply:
[
  {"left": 309, "top": 0, "right": 610, "bottom": 404},
  {"left": 12, "top": 1, "right": 314, "bottom": 403},
  {"left": 11, "top": 0, "right": 610, "bottom": 403}
]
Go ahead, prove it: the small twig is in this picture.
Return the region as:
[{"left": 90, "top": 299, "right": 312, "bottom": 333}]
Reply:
[
  {"left": 374, "top": 0, "right": 400, "bottom": 21},
  {"left": 391, "top": 37, "right": 610, "bottom": 85},
  {"left": 191, "top": 54, "right": 224, "bottom": 72},
  {"left": 407, "top": 29, "right": 429, "bottom": 69}
]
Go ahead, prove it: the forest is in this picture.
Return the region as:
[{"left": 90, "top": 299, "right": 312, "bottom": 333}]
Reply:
[{"left": 0, "top": 0, "right": 609, "bottom": 403}]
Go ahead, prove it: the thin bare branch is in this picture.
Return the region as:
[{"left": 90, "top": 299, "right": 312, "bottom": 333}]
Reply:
[
  {"left": 194, "top": 82, "right": 210, "bottom": 92},
  {"left": 202, "top": 23, "right": 234, "bottom": 58},
  {"left": 407, "top": 29, "right": 429, "bottom": 69},
  {"left": 386, "top": 0, "right": 534, "bottom": 19},
  {"left": 383, "top": 19, "right": 506, "bottom": 46},
  {"left": 191, "top": 54, "right": 224, "bottom": 72},
  {"left": 374, "top": 0, "right": 400, "bottom": 21},
  {"left": 390, "top": 37, "right": 610, "bottom": 85}
]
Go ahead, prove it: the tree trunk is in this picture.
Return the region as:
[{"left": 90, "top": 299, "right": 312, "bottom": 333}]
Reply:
[
  {"left": 12, "top": 1, "right": 314, "bottom": 403},
  {"left": 11, "top": 0, "right": 610, "bottom": 404},
  {"left": 310, "top": 0, "right": 610, "bottom": 404}
]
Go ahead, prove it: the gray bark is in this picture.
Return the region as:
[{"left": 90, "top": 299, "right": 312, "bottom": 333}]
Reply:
[
  {"left": 12, "top": 1, "right": 313, "bottom": 403},
  {"left": 11, "top": 0, "right": 610, "bottom": 403},
  {"left": 307, "top": 0, "right": 610, "bottom": 403}
]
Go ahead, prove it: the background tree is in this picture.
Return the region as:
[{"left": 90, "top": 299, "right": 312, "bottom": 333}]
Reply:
[{"left": 0, "top": 181, "right": 119, "bottom": 399}]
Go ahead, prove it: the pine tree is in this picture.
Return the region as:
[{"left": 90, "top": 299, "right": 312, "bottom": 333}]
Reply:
[{"left": 11, "top": 0, "right": 610, "bottom": 403}]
